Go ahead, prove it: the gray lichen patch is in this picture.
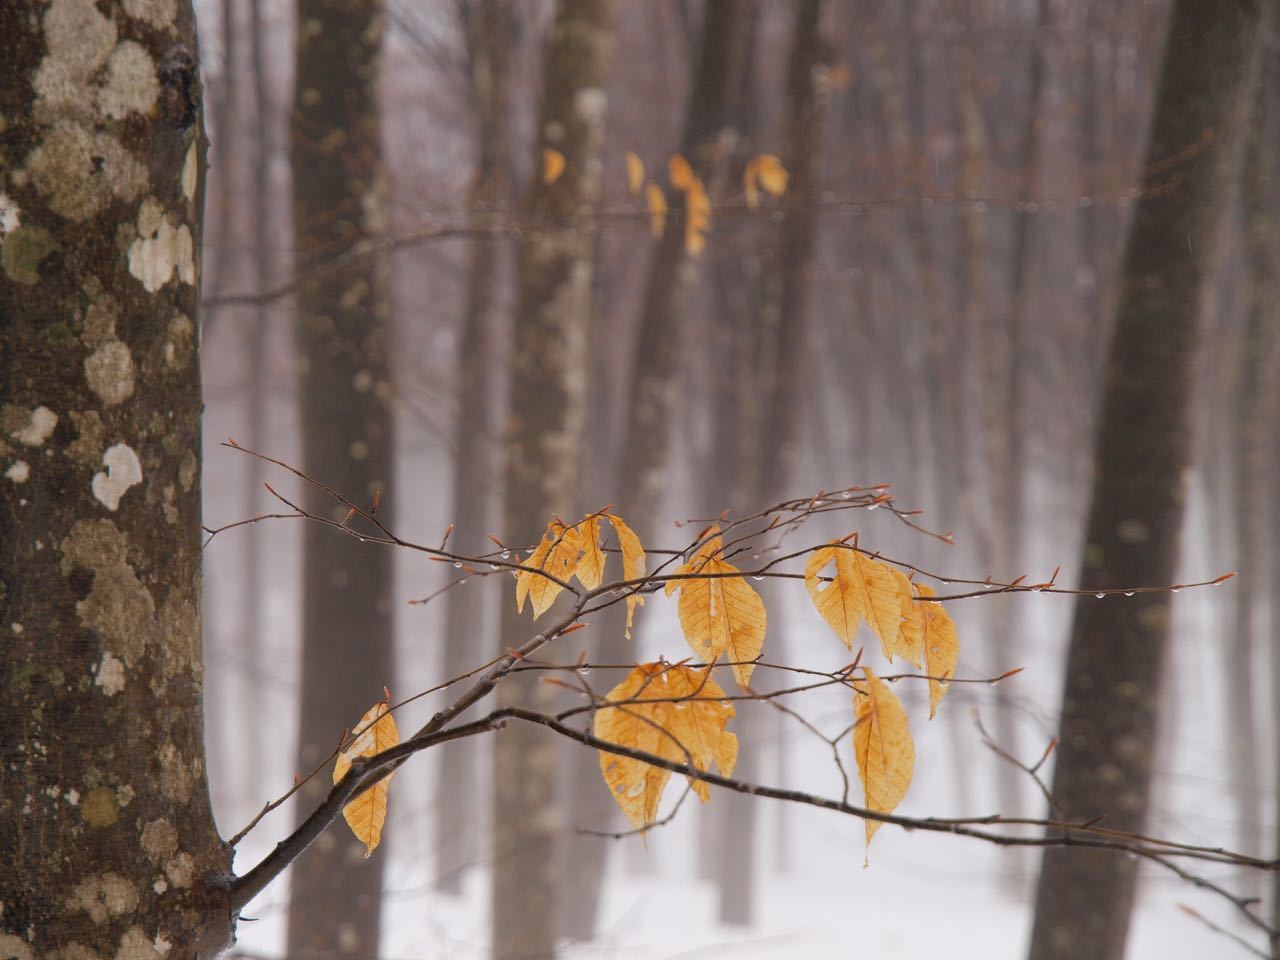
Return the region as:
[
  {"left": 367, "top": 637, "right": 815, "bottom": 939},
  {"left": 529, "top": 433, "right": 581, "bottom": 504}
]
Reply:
[
  {"left": 162, "top": 852, "right": 194, "bottom": 889},
  {"left": 32, "top": 0, "right": 118, "bottom": 121},
  {"left": 0, "top": 934, "right": 35, "bottom": 960},
  {"left": 91, "top": 443, "right": 143, "bottom": 512},
  {"left": 158, "top": 593, "right": 197, "bottom": 679},
  {"left": 26, "top": 122, "right": 147, "bottom": 223},
  {"left": 1, "top": 224, "right": 59, "bottom": 285},
  {"left": 177, "top": 449, "right": 196, "bottom": 492},
  {"left": 156, "top": 742, "right": 193, "bottom": 803},
  {"left": 67, "top": 872, "right": 138, "bottom": 923},
  {"left": 123, "top": 0, "right": 178, "bottom": 29},
  {"left": 98, "top": 41, "right": 159, "bottom": 120},
  {"left": 80, "top": 786, "right": 119, "bottom": 828},
  {"left": 60, "top": 519, "right": 157, "bottom": 663},
  {"left": 127, "top": 199, "right": 194, "bottom": 293},
  {"left": 85, "top": 341, "right": 136, "bottom": 406},
  {"left": 67, "top": 410, "right": 107, "bottom": 465},
  {"left": 140, "top": 818, "right": 178, "bottom": 862},
  {"left": 164, "top": 313, "right": 194, "bottom": 370},
  {"left": 3, "top": 405, "right": 58, "bottom": 447}
]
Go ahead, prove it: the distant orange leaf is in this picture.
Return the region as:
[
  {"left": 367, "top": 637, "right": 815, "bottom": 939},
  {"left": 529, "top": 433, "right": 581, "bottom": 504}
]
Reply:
[
  {"left": 542, "top": 147, "right": 565, "bottom": 184},
  {"left": 626, "top": 151, "right": 645, "bottom": 194},
  {"left": 645, "top": 182, "right": 667, "bottom": 238},
  {"left": 668, "top": 153, "right": 693, "bottom": 190}
]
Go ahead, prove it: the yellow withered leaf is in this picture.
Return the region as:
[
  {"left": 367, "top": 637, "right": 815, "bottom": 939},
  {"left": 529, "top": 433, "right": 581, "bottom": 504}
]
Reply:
[
  {"left": 516, "top": 520, "right": 582, "bottom": 618},
  {"left": 333, "top": 699, "right": 399, "bottom": 858},
  {"left": 911, "top": 583, "right": 959, "bottom": 718},
  {"left": 755, "top": 154, "right": 788, "bottom": 196},
  {"left": 667, "top": 529, "right": 766, "bottom": 686},
  {"left": 645, "top": 182, "right": 667, "bottom": 238},
  {"left": 805, "top": 544, "right": 907, "bottom": 660},
  {"left": 668, "top": 153, "right": 693, "bottom": 190},
  {"left": 575, "top": 515, "right": 606, "bottom": 591},
  {"left": 853, "top": 666, "right": 913, "bottom": 850},
  {"left": 594, "top": 664, "right": 737, "bottom": 827},
  {"left": 684, "top": 176, "right": 711, "bottom": 256},
  {"left": 542, "top": 147, "right": 565, "bottom": 184},
  {"left": 889, "top": 569, "right": 924, "bottom": 667},
  {"left": 606, "top": 513, "right": 647, "bottom": 638},
  {"left": 743, "top": 156, "right": 762, "bottom": 209},
  {"left": 626, "top": 151, "right": 645, "bottom": 194}
]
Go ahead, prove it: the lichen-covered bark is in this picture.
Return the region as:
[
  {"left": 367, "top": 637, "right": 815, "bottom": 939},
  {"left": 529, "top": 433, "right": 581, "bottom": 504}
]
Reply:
[
  {"left": 0, "top": 1, "right": 232, "bottom": 957},
  {"left": 285, "top": 0, "right": 395, "bottom": 954},
  {"left": 492, "top": 1, "right": 615, "bottom": 956},
  {"left": 1028, "top": 2, "right": 1262, "bottom": 958},
  {"left": 435, "top": 0, "right": 514, "bottom": 895}
]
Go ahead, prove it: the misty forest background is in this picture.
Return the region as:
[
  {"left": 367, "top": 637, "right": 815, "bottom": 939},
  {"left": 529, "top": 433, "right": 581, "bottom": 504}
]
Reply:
[{"left": 194, "top": 0, "right": 1279, "bottom": 957}]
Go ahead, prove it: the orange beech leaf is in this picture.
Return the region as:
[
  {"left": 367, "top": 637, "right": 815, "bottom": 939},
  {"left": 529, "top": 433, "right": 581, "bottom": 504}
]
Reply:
[
  {"left": 755, "top": 154, "right": 788, "bottom": 196},
  {"left": 910, "top": 583, "right": 960, "bottom": 718},
  {"left": 333, "top": 699, "right": 399, "bottom": 858},
  {"left": 542, "top": 147, "right": 565, "bottom": 184},
  {"left": 666, "top": 529, "right": 766, "bottom": 687},
  {"left": 626, "top": 151, "right": 645, "bottom": 194},
  {"left": 684, "top": 176, "right": 711, "bottom": 255},
  {"left": 805, "top": 544, "right": 904, "bottom": 660},
  {"left": 645, "top": 183, "right": 667, "bottom": 238},
  {"left": 853, "top": 666, "right": 914, "bottom": 851},
  {"left": 594, "top": 663, "right": 737, "bottom": 827},
  {"left": 889, "top": 569, "right": 924, "bottom": 667},
  {"left": 515, "top": 520, "right": 583, "bottom": 618},
  {"left": 606, "top": 513, "right": 647, "bottom": 638},
  {"left": 668, "top": 153, "right": 693, "bottom": 190},
  {"left": 575, "top": 515, "right": 606, "bottom": 591}
]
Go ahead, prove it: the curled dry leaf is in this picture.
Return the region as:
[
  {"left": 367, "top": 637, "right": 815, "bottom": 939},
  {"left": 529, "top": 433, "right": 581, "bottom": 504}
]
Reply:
[
  {"left": 853, "top": 666, "right": 913, "bottom": 851},
  {"left": 333, "top": 699, "right": 399, "bottom": 858},
  {"left": 909, "top": 583, "right": 959, "bottom": 718},
  {"left": 515, "top": 520, "right": 581, "bottom": 618},
  {"left": 684, "top": 176, "right": 711, "bottom": 255},
  {"left": 575, "top": 515, "right": 606, "bottom": 591},
  {"left": 805, "top": 543, "right": 906, "bottom": 661},
  {"left": 542, "top": 147, "right": 566, "bottom": 184},
  {"left": 666, "top": 529, "right": 766, "bottom": 687},
  {"left": 626, "top": 151, "right": 645, "bottom": 194},
  {"left": 646, "top": 183, "right": 667, "bottom": 238},
  {"left": 606, "top": 513, "right": 647, "bottom": 638},
  {"left": 594, "top": 663, "right": 737, "bottom": 828},
  {"left": 668, "top": 153, "right": 693, "bottom": 190}
]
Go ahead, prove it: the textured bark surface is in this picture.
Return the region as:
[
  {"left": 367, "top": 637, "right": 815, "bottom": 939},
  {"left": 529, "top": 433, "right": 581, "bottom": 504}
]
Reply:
[
  {"left": 560, "top": 0, "right": 750, "bottom": 939},
  {"left": 0, "top": 1, "right": 232, "bottom": 957},
  {"left": 435, "top": 0, "right": 513, "bottom": 895},
  {"left": 286, "top": 0, "right": 395, "bottom": 954},
  {"left": 1028, "top": 2, "right": 1262, "bottom": 958},
  {"left": 491, "top": 1, "right": 616, "bottom": 957}
]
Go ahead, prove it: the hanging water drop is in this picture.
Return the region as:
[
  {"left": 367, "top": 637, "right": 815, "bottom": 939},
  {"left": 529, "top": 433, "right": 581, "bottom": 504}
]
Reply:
[
  {"left": 452, "top": 560, "right": 462, "bottom": 569},
  {"left": 501, "top": 550, "right": 511, "bottom": 560},
  {"left": 1095, "top": 593, "right": 1106, "bottom": 599},
  {"left": 489, "top": 562, "right": 500, "bottom": 570},
  {"left": 752, "top": 575, "right": 764, "bottom": 581},
  {"left": 1124, "top": 591, "right": 1135, "bottom": 597},
  {"left": 577, "top": 665, "right": 590, "bottom": 676}
]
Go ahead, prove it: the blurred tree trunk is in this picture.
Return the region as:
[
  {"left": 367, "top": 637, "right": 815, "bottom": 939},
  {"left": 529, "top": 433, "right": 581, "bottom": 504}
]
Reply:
[
  {"left": 1027, "top": 2, "right": 1262, "bottom": 958},
  {"left": 714, "top": 0, "right": 831, "bottom": 927},
  {"left": 435, "top": 0, "right": 513, "bottom": 895},
  {"left": 1228, "top": 52, "right": 1280, "bottom": 906},
  {"left": 287, "top": 0, "right": 395, "bottom": 955},
  {"left": 558, "top": 0, "right": 750, "bottom": 941},
  {"left": 0, "top": 1, "right": 234, "bottom": 955},
  {"left": 492, "top": 2, "right": 616, "bottom": 957}
]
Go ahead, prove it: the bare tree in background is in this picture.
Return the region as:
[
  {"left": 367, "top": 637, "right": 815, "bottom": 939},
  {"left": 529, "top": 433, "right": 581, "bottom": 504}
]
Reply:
[
  {"left": 560, "top": 0, "right": 752, "bottom": 939},
  {"left": 1029, "top": 1, "right": 1263, "bottom": 957},
  {"left": 491, "top": 1, "right": 617, "bottom": 956},
  {"left": 287, "top": 0, "right": 396, "bottom": 953},
  {"left": 434, "top": 0, "right": 515, "bottom": 894}
]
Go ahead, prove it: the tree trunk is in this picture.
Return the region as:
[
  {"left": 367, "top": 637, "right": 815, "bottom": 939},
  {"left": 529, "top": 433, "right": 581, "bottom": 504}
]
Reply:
[
  {"left": 491, "top": 2, "right": 616, "bottom": 956},
  {"left": 0, "top": 1, "right": 233, "bottom": 956},
  {"left": 1027, "top": 3, "right": 1262, "bottom": 958},
  {"left": 716, "top": 0, "right": 831, "bottom": 926},
  {"left": 435, "top": 0, "right": 514, "bottom": 895},
  {"left": 558, "top": 0, "right": 750, "bottom": 940},
  {"left": 1230, "top": 45, "right": 1280, "bottom": 909},
  {"left": 287, "top": 0, "right": 395, "bottom": 955}
]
